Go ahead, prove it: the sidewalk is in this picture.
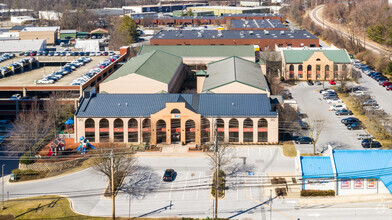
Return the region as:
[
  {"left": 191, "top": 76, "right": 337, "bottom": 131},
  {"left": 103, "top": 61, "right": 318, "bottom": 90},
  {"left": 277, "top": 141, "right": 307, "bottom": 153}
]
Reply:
[{"left": 300, "top": 193, "right": 392, "bottom": 207}]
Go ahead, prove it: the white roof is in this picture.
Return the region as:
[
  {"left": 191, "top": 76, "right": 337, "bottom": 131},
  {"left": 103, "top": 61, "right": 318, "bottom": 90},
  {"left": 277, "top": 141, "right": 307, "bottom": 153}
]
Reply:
[
  {"left": 188, "top": 6, "right": 270, "bottom": 10},
  {"left": 22, "top": 26, "right": 60, "bottom": 32},
  {"left": 0, "top": 39, "right": 46, "bottom": 53}
]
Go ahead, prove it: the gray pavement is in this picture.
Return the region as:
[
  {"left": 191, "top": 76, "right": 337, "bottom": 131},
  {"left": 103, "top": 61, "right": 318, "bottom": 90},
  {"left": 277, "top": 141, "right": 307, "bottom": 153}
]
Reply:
[{"left": 290, "top": 82, "right": 363, "bottom": 154}]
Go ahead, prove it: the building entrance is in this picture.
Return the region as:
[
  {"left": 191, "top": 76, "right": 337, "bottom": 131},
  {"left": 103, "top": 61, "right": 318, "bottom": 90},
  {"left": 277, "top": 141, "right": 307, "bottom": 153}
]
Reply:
[{"left": 171, "top": 119, "right": 181, "bottom": 143}]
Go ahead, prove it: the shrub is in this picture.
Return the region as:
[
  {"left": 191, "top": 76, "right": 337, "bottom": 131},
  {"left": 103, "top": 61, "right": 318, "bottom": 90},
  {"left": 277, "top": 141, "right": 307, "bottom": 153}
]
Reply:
[
  {"left": 301, "top": 190, "right": 335, "bottom": 197},
  {"left": 11, "top": 169, "right": 39, "bottom": 176},
  {"left": 19, "top": 153, "right": 35, "bottom": 165}
]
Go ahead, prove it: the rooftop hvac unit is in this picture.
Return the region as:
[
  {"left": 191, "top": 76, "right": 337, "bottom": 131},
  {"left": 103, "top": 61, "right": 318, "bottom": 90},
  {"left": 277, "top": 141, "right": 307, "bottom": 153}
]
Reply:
[
  {"left": 240, "top": 31, "right": 244, "bottom": 36},
  {"left": 264, "top": 30, "right": 269, "bottom": 35},
  {"left": 197, "top": 32, "right": 203, "bottom": 38},
  {"left": 280, "top": 30, "right": 285, "bottom": 35},
  {"left": 249, "top": 31, "right": 254, "bottom": 35}
]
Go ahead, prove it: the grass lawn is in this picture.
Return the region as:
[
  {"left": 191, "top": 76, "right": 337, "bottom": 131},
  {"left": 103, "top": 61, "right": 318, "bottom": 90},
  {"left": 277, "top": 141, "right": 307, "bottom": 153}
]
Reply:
[
  {"left": 282, "top": 141, "right": 297, "bottom": 157},
  {"left": 0, "top": 196, "right": 205, "bottom": 219},
  {"left": 338, "top": 92, "right": 392, "bottom": 148}
]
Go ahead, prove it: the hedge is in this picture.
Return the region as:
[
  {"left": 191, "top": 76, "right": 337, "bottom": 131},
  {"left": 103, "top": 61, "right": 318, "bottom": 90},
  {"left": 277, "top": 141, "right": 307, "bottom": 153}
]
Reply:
[
  {"left": 19, "top": 153, "right": 35, "bottom": 165},
  {"left": 301, "top": 190, "right": 335, "bottom": 197},
  {"left": 11, "top": 169, "right": 39, "bottom": 176}
]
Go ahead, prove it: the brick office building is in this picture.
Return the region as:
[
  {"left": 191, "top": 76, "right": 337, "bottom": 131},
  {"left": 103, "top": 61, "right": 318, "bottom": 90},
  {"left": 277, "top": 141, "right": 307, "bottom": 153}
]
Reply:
[{"left": 150, "top": 30, "right": 319, "bottom": 51}]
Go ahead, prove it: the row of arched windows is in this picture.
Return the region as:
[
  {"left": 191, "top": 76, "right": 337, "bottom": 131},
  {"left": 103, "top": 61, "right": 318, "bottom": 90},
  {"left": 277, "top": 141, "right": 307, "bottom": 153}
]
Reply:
[
  {"left": 84, "top": 118, "right": 269, "bottom": 143},
  {"left": 289, "top": 64, "right": 347, "bottom": 73}
]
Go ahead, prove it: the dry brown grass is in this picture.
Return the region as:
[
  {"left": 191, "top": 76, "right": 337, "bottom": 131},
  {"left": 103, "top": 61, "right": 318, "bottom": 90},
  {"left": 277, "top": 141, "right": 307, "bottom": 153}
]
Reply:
[{"left": 282, "top": 141, "right": 297, "bottom": 157}]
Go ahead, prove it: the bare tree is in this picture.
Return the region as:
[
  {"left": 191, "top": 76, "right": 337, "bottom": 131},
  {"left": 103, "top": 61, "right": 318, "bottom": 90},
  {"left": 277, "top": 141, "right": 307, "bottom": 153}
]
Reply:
[
  {"left": 90, "top": 144, "right": 136, "bottom": 193},
  {"left": 206, "top": 144, "right": 234, "bottom": 172},
  {"left": 307, "top": 116, "right": 326, "bottom": 155},
  {"left": 44, "top": 91, "right": 74, "bottom": 137},
  {"left": 336, "top": 69, "right": 352, "bottom": 93},
  {"left": 7, "top": 102, "right": 54, "bottom": 156},
  {"left": 277, "top": 103, "right": 300, "bottom": 140}
]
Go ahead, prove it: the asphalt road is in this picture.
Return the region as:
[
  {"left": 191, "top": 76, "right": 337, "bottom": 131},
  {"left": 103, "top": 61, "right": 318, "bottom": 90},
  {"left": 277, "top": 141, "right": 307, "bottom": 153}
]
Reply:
[{"left": 290, "top": 82, "right": 363, "bottom": 154}]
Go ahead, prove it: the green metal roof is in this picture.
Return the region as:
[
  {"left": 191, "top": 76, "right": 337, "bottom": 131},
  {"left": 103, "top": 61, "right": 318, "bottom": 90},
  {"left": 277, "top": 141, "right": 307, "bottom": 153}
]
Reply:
[
  {"left": 138, "top": 45, "right": 255, "bottom": 58},
  {"left": 283, "top": 49, "right": 351, "bottom": 64},
  {"left": 196, "top": 70, "right": 207, "bottom": 76},
  {"left": 103, "top": 50, "right": 183, "bottom": 84},
  {"left": 202, "top": 56, "right": 269, "bottom": 92}
]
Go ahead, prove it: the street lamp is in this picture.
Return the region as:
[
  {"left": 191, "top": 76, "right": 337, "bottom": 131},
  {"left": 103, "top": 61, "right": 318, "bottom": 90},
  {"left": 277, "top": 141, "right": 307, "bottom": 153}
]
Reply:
[{"left": 2, "top": 164, "right": 5, "bottom": 210}]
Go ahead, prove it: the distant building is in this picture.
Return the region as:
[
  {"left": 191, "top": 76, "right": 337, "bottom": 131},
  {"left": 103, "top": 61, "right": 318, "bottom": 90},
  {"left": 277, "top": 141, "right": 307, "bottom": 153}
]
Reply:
[
  {"left": 0, "top": 39, "right": 46, "bottom": 53},
  {"left": 39, "top": 11, "right": 63, "bottom": 21},
  {"left": 229, "top": 19, "right": 287, "bottom": 30},
  {"left": 150, "top": 30, "right": 319, "bottom": 51},
  {"left": 280, "top": 47, "right": 352, "bottom": 81},
  {"left": 188, "top": 6, "right": 271, "bottom": 16},
  {"left": 88, "top": 8, "right": 124, "bottom": 16},
  {"left": 10, "top": 16, "right": 37, "bottom": 25},
  {"left": 19, "top": 26, "right": 59, "bottom": 45},
  {"left": 122, "top": 3, "right": 207, "bottom": 14}
]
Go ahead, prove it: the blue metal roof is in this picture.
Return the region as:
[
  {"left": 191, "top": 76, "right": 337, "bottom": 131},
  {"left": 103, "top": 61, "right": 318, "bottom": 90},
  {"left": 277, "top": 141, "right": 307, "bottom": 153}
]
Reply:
[
  {"left": 75, "top": 93, "right": 277, "bottom": 118},
  {"left": 301, "top": 156, "right": 334, "bottom": 179},
  {"left": 333, "top": 150, "right": 392, "bottom": 194}
]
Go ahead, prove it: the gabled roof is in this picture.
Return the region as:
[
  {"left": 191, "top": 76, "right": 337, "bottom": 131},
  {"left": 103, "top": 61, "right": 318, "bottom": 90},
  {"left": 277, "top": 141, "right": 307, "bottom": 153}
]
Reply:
[
  {"left": 301, "top": 156, "right": 334, "bottom": 179},
  {"left": 75, "top": 93, "right": 277, "bottom": 118},
  {"left": 202, "top": 56, "right": 269, "bottom": 92},
  {"left": 138, "top": 45, "right": 255, "bottom": 58},
  {"left": 90, "top": 28, "right": 109, "bottom": 34},
  {"left": 333, "top": 150, "right": 392, "bottom": 194},
  {"left": 283, "top": 49, "right": 351, "bottom": 64},
  {"left": 102, "top": 50, "right": 183, "bottom": 84}
]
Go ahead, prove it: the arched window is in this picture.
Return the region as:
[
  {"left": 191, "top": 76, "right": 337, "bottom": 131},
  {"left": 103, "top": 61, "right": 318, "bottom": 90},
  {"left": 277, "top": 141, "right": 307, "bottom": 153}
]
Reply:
[
  {"left": 186, "top": 119, "right": 196, "bottom": 143},
  {"left": 325, "top": 65, "right": 330, "bottom": 71},
  {"left": 216, "top": 119, "right": 225, "bottom": 142},
  {"left": 298, "top": 65, "right": 303, "bottom": 71},
  {"left": 171, "top": 109, "right": 181, "bottom": 114},
  {"left": 113, "top": 119, "right": 124, "bottom": 142},
  {"left": 258, "top": 119, "right": 268, "bottom": 142},
  {"left": 156, "top": 120, "right": 166, "bottom": 143},
  {"left": 99, "top": 119, "right": 109, "bottom": 142},
  {"left": 289, "top": 64, "right": 294, "bottom": 71},
  {"left": 85, "top": 118, "right": 95, "bottom": 142},
  {"left": 142, "top": 119, "right": 151, "bottom": 143},
  {"left": 307, "top": 65, "right": 312, "bottom": 71},
  {"left": 316, "top": 58, "right": 321, "bottom": 61},
  {"left": 201, "top": 117, "right": 210, "bottom": 143},
  {"left": 229, "top": 118, "right": 239, "bottom": 142},
  {"left": 243, "top": 118, "right": 253, "bottom": 142},
  {"left": 128, "top": 119, "right": 138, "bottom": 142},
  {"left": 342, "top": 64, "right": 347, "bottom": 72}
]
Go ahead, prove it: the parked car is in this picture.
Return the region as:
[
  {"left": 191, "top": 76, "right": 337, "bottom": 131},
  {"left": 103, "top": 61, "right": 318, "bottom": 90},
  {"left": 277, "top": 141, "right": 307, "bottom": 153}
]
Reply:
[
  {"left": 295, "top": 136, "right": 313, "bottom": 144},
  {"left": 347, "top": 122, "right": 363, "bottom": 130},
  {"left": 387, "top": 85, "right": 392, "bottom": 91},
  {"left": 315, "top": 80, "right": 321, "bottom": 85},
  {"left": 329, "top": 104, "right": 347, "bottom": 111},
  {"left": 326, "top": 98, "right": 343, "bottom": 104},
  {"left": 329, "top": 80, "right": 336, "bottom": 85},
  {"left": 351, "top": 91, "right": 365, "bottom": 96},
  {"left": 163, "top": 169, "right": 175, "bottom": 182},
  {"left": 320, "top": 89, "right": 335, "bottom": 94},
  {"left": 361, "top": 139, "right": 381, "bottom": 148},
  {"left": 341, "top": 117, "right": 360, "bottom": 125},
  {"left": 298, "top": 120, "right": 309, "bottom": 130},
  {"left": 335, "top": 109, "right": 353, "bottom": 116},
  {"left": 382, "top": 81, "right": 392, "bottom": 87},
  {"left": 357, "top": 133, "right": 373, "bottom": 140},
  {"left": 10, "top": 94, "right": 21, "bottom": 100},
  {"left": 307, "top": 80, "right": 314, "bottom": 86},
  {"left": 362, "top": 100, "right": 377, "bottom": 106}
]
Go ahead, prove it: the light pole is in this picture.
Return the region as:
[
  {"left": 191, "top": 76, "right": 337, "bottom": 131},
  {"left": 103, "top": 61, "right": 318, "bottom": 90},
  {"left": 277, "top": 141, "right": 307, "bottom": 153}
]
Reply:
[
  {"left": 214, "top": 119, "right": 218, "bottom": 220},
  {"left": 2, "top": 164, "right": 5, "bottom": 210}
]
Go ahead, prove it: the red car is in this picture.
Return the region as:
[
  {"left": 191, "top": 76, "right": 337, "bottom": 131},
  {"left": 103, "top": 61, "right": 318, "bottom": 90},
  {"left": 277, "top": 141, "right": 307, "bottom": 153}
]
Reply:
[
  {"left": 382, "top": 81, "right": 392, "bottom": 87},
  {"left": 329, "top": 80, "right": 336, "bottom": 85}
]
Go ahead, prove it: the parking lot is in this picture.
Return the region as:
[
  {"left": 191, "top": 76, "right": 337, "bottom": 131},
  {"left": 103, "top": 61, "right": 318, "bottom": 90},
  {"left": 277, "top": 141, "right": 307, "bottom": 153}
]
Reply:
[
  {"left": 0, "top": 56, "right": 108, "bottom": 86},
  {"left": 82, "top": 147, "right": 295, "bottom": 218},
  {"left": 290, "top": 82, "right": 364, "bottom": 154}
]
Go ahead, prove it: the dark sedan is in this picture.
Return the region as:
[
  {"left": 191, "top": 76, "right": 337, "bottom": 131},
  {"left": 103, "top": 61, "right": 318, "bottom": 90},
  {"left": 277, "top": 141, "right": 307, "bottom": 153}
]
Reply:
[
  {"left": 347, "top": 122, "right": 363, "bottom": 130},
  {"left": 361, "top": 139, "right": 381, "bottom": 148},
  {"left": 335, "top": 109, "right": 353, "bottom": 116},
  {"left": 342, "top": 117, "right": 360, "bottom": 126},
  {"left": 163, "top": 169, "right": 175, "bottom": 182},
  {"left": 295, "top": 136, "right": 313, "bottom": 144}
]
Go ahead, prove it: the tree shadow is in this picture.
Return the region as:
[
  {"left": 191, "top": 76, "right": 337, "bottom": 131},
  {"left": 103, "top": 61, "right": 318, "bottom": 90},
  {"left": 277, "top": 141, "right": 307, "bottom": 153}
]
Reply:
[
  {"left": 319, "top": 141, "right": 348, "bottom": 154},
  {"left": 120, "top": 165, "right": 160, "bottom": 200}
]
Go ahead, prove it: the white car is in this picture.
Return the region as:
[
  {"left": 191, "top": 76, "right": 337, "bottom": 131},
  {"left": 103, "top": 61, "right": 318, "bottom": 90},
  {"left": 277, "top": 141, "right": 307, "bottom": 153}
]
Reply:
[
  {"left": 329, "top": 104, "right": 347, "bottom": 111},
  {"left": 357, "top": 133, "right": 373, "bottom": 140},
  {"left": 327, "top": 98, "right": 343, "bottom": 104},
  {"left": 351, "top": 91, "right": 365, "bottom": 96},
  {"left": 38, "top": 79, "right": 54, "bottom": 84},
  {"left": 321, "top": 89, "right": 335, "bottom": 95}
]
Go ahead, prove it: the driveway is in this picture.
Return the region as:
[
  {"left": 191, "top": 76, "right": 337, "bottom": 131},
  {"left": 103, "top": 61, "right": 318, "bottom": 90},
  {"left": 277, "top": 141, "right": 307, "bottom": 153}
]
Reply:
[{"left": 290, "top": 82, "right": 363, "bottom": 154}]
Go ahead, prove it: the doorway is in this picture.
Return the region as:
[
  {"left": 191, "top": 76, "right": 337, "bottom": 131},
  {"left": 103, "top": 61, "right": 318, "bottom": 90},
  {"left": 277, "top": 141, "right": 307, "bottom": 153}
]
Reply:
[{"left": 171, "top": 119, "right": 181, "bottom": 143}]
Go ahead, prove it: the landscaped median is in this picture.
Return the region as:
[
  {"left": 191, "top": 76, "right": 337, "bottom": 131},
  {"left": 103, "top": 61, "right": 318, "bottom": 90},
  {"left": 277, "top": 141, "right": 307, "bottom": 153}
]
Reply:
[
  {"left": 282, "top": 141, "right": 297, "bottom": 157},
  {"left": 337, "top": 92, "right": 392, "bottom": 148}
]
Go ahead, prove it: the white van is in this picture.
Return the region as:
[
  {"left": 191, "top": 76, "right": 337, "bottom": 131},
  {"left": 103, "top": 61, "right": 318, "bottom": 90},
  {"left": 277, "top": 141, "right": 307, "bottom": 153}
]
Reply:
[
  {"left": 329, "top": 104, "right": 347, "bottom": 111},
  {"left": 357, "top": 133, "right": 373, "bottom": 140}
]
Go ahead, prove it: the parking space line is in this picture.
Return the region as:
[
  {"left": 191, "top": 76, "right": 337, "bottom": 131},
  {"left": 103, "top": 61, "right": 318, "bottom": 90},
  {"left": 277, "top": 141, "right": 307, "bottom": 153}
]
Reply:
[
  {"left": 195, "top": 171, "right": 201, "bottom": 200},
  {"left": 169, "top": 181, "right": 174, "bottom": 200},
  {"left": 182, "top": 171, "right": 189, "bottom": 200}
]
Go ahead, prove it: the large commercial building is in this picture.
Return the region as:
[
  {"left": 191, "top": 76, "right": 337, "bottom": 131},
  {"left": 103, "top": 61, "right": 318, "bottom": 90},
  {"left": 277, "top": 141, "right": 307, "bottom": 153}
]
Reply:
[
  {"left": 150, "top": 30, "right": 319, "bottom": 51},
  {"left": 122, "top": 3, "right": 207, "bottom": 13},
  {"left": 138, "top": 45, "right": 257, "bottom": 65},
  {"left": 280, "top": 47, "right": 352, "bottom": 81},
  {"left": 100, "top": 50, "right": 184, "bottom": 94},
  {"left": 229, "top": 19, "right": 287, "bottom": 30},
  {"left": 187, "top": 6, "right": 270, "bottom": 15},
  {"left": 19, "top": 26, "right": 59, "bottom": 44},
  {"left": 0, "top": 39, "right": 46, "bottom": 53},
  {"left": 298, "top": 147, "right": 392, "bottom": 196},
  {"left": 74, "top": 93, "right": 279, "bottom": 145}
]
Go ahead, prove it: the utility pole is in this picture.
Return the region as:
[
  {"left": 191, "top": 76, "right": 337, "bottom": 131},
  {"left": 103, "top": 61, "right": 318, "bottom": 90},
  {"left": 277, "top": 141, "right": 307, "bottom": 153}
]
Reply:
[
  {"left": 269, "top": 189, "right": 272, "bottom": 220},
  {"left": 2, "top": 164, "right": 4, "bottom": 210},
  {"left": 214, "top": 119, "right": 218, "bottom": 220},
  {"left": 110, "top": 151, "right": 115, "bottom": 220}
]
